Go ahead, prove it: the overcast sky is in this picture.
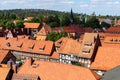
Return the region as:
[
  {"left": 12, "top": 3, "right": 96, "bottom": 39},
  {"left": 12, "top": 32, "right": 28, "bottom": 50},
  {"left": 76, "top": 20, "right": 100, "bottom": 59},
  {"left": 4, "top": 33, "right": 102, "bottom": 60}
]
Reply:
[{"left": 0, "top": 0, "right": 120, "bottom": 15}]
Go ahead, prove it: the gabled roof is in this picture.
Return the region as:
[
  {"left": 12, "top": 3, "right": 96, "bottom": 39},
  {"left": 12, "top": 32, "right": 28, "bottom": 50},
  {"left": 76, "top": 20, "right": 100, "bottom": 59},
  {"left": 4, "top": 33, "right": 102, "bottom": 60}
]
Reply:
[
  {"left": 18, "top": 59, "right": 100, "bottom": 80},
  {"left": 0, "top": 64, "right": 11, "bottom": 80},
  {"left": 0, "top": 50, "right": 10, "bottom": 63},
  {"left": 90, "top": 47, "right": 120, "bottom": 71},
  {"left": 107, "top": 26, "right": 120, "bottom": 33},
  {"left": 37, "top": 23, "right": 52, "bottom": 35},
  {"left": 50, "top": 51, "right": 59, "bottom": 59},
  {"left": 79, "top": 33, "right": 98, "bottom": 58},
  {"left": 58, "top": 38, "right": 81, "bottom": 55},
  {"left": 12, "top": 73, "right": 39, "bottom": 80},
  {"left": 24, "top": 22, "right": 40, "bottom": 29},
  {"left": 102, "top": 65, "right": 120, "bottom": 80},
  {"left": 0, "top": 37, "right": 54, "bottom": 55},
  {"left": 55, "top": 37, "right": 69, "bottom": 47}
]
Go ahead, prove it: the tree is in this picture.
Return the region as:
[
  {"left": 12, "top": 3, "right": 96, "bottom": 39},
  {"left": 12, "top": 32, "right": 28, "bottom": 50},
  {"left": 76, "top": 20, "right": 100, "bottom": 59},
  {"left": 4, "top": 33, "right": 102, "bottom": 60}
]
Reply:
[
  {"left": 61, "top": 13, "right": 71, "bottom": 26},
  {"left": 47, "top": 31, "right": 68, "bottom": 42},
  {"left": 5, "top": 21, "right": 15, "bottom": 29},
  {"left": 47, "top": 32, "right": 58, "bottom": 42},
  {"left": 38, "top": 14, "right": 44, "bottom": 23},
  {"left": 9, "top": 13, "right": 17, "bottom": 20},
  {"left": 15, "top": 21, "right": 24, "bottom": 28},
  {"left": 85, "top": 16, "right": 100, "bottom": 28}
]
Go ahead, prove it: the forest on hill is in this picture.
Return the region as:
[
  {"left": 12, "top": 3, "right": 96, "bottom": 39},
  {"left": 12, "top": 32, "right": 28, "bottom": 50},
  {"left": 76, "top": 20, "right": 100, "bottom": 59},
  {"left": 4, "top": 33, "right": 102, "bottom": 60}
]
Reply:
[{"left": 0, "top": 9, "right": 115, "bottom": 29}]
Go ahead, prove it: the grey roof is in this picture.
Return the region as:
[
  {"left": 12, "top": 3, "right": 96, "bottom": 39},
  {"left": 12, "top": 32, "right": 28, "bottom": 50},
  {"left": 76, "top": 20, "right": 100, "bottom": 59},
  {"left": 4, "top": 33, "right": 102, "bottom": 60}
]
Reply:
[{"left": 102, "top": 65, "right": 120, "bottom": 80}]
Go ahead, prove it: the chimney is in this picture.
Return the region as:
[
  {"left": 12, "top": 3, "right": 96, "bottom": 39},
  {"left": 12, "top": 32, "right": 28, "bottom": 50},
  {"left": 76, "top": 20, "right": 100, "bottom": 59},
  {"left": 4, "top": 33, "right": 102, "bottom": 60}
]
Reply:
[
  {"left": 12, "top": 64, "right": 17, "bottom": 73},
  {"left": 7, "top": 61, "right": 12, "bottom": 69}
]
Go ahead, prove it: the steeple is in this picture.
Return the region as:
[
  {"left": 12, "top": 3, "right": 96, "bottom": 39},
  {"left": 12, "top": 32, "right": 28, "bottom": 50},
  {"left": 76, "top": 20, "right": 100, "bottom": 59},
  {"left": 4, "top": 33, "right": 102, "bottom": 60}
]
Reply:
[{"left": 70, "top": 8, "right": 74, "bottom": 24}]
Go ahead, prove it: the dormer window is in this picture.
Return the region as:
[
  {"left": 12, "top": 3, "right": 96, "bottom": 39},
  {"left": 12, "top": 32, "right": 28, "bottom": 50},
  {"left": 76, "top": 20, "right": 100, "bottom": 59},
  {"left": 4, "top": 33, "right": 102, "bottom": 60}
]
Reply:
[
  {"left": 82, "top": 48, "right": 91, "bottom": 54},
  {"left": 39, "top": 45, "right": 45, "bottom": 51},
  {"left": 17, "top": 43, "right": 23, "bottom": 48},
  {"left": 6, "top": 42, "right": 10, "bottom": 47},
  {"left": 28, "top": 44, "right": 35, "bottom": 50},
  {"left": 84, "top": 43, "right": 92, "bottom": 46},
  {"left": 110, "top": 39, "right": 113, "bottom": 42},
  {"left": 114, "top": 39, "right": 118, "bottom": 42}
]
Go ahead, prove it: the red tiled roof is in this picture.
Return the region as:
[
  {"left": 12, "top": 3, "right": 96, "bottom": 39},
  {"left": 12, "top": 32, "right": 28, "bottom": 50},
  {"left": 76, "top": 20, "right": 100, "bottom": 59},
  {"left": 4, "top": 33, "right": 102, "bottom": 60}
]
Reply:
[
  {"left": 50, "top": 51, "right": 59, "bottom": 59},
  {"left": 0, "top": 64, "right": 11, "bottom": 80},
  {"left": 18, "top": 59, "right": 99, "bottom": 80},
  {"left": 83, "top": 27, "right": 93, "bottom": 33},
  {"left": 24, "top": 22, "right": 40, "bottom": 29},
  {"left": 0, "top": 50, "right": 10, "bottom": 63},
  {"left": 79, "top": 33, "right": 98, "bottom": 58},
  {"left": 59, "top": 38, "right": 81, "bottom": 55},
  {"left": 90, "top": 47, "right": 120, "bottom": 71},
  {"left": 107, "top": 26, "right": 120, "bottom": 33},
  {"left": 0, "top": 38, "right": 54, "bottom": 55},
  {"left": 37, "top": 23, "right": 52, "bottom": 35}
]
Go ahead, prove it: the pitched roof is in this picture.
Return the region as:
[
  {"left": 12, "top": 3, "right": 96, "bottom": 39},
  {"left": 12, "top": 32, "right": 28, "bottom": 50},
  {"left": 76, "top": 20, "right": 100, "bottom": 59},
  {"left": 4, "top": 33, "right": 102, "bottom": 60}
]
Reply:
[
  {"left": 107, "top": 26, "right": 120, "bottom": 33},
  {"left": 37, "top": 23, "right": 51, "bottom": 35},
  {"left": 0, "top": 37, "right": 54, "bottom": 55},
  {"left": 58, "top": 38, "right": 81, "bottom": 55},
  {"left": 79, "top": 33, "right": 98, "bottom": 58},
  {"left": 90, "top": 47, "right": 120, "bottom": 71},
  {"left": 24, "top": 22, "right": 40, "bottom": 29},
  {"left": 0, "top": 50, "right": 10, "bottom": 63},
  {"left": 83, "top": 27, "right": 93, "bottom": 33},
  {"left": 12, "top": 73, "right": 39, "bottom": 80},
  {"left": 18, "top": 59, "right": 100, "bottom": 80},
  {"left": 0, "top": 64, "right": 11, "bottom": 80},
  {"left": 55, "top": 37, "right": 70, "bottom": 47},
  {"left": 50, "top": 51, "right": 59, "bottom": 59},
  {"left": 102, "top": 65, "right": 120, "bottom": 80}
]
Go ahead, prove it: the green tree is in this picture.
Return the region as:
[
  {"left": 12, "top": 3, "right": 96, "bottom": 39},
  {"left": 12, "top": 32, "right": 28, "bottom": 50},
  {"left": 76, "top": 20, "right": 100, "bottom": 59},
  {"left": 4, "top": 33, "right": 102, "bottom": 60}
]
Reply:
[
  {"left": 38, "top": 14, "right": 43, "bottom": 23},
  {"left": 15, "top": 21, "right": 24, "bottom": 28},
  {"left": 61, "top": 13, "right": 71, "bottom": 26},
  {"left": 9, "top": 13, "right": 17, "bottom": 20},
  {"left": 47, "top": 31, "right": 68, "bottom": 42},
  {"left": 5, "top": 21, "right": 15, "bottom": 29},
  {"left": 85, "top": 16, "right": 100, "bottom": 28}
]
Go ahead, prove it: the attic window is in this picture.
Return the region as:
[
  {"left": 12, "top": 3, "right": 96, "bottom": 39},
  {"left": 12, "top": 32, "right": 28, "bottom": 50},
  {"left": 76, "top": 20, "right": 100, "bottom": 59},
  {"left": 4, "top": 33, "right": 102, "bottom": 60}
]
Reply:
[
  {"left": 114, "top": 39, "right": 118, "bottom": 42},
  {"left": 110, "top": 39, "right": 113, "bottom": 42},
  {"left": 84, "top": 43, "right": 92, "bottom": 46},
  {"left": 17, "top": 43, "right": 23, "bottom": 48},
  {"left": 6, "top": 42, "right": 11, "bottom": 47},
  {"left": 28, "top": 44, "right": 35, "bottom": 50},
  {"left": 39, "top": 45, "right": 45, "bottom": 51},
  {"left": 82, "top": 48, "right": 91, "bottom": 54}
]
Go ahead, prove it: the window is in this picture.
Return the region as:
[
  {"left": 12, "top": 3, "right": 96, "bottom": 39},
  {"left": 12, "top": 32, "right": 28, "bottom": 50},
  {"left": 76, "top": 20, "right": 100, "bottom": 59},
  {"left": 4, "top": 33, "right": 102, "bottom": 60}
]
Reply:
[
  {"left": 6, "top": 42, "right": 10, "bottom": 47},
  {"left": 84, "top": 43, "right": 92, "bottom": 46}
]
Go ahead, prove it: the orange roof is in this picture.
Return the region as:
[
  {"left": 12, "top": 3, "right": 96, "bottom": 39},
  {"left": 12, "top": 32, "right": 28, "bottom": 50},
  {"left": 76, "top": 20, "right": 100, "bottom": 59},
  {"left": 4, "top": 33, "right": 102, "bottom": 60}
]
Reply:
[
  {"left": 37, "top": 23, "right": 52, "bottom": 35},
  {"left": 18, "top": 59, "right": 99, "bottom": 80},
  {"left": 90, "top": 47, "right": 120, "bottom": 71},
  {"left": 79, "top": 33, "right": 98, "bottom": 58},
  {"left": 50, "top": 51, "right": 59, "bottom": 59},
  {"left": 12, "top": 73, "right": 39, "bottom": 80},
  {"left": 0, "top": 64, "right": 11, "bottom": 80},
  {"left": 0, "top": 50, "right": 10, "bottom": 63},
  {"left": 58, "top": 38, "right": 81, "bottom": 55},
  {"left": 24, "top": 22, "right": 40, "bottom": 29},
  {"left": 55, "top": 37, "right": 69, "bottom": 47},
  {"left": 0, "top": 37, "right": 54, "bottom": 55},
  {"left": 107, "top": 26, "right": 120, "bottom": 33},
  {"left": 83, "top": 27, "right": 93, "bottom": 33}
]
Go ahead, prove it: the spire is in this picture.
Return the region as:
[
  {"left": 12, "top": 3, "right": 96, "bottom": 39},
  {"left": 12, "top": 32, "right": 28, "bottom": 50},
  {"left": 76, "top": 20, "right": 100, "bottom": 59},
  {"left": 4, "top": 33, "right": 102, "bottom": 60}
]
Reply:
[{"left": 70, "top": 8, "right": 74, "bottom": 24}]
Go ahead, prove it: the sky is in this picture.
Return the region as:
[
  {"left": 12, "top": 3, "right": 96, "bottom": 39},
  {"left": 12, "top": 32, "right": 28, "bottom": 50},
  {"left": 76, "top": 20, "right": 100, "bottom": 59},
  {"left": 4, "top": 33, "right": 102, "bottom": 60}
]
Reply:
[{"left": 0, "top": 0, "right": 120, "bottom": 16}]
